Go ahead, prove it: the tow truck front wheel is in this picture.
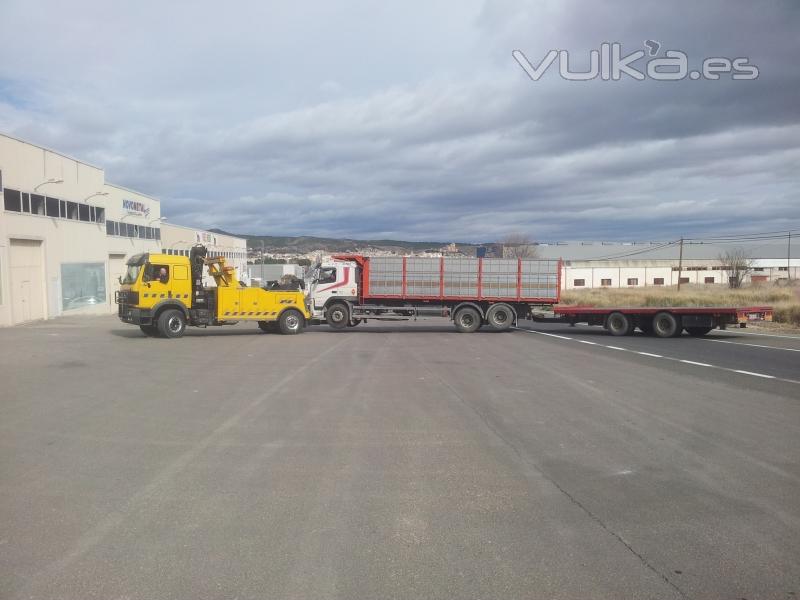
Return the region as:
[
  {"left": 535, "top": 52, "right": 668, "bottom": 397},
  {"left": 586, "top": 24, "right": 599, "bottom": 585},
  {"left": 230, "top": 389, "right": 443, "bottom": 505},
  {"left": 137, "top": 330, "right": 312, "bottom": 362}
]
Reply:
[
  {"left": 157, "top": 309, "right": 187, "bottom": 339},
  {"left": 278, "top": 309, "right": 304, "bottom": 335}
]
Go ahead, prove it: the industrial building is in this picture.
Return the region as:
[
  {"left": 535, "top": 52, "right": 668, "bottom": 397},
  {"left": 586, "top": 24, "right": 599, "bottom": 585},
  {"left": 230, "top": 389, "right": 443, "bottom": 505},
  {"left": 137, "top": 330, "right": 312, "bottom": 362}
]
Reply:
[
  {"left": 533, "top": 242, "right": 798, "bottom": 290},
  {"left": 0, "top": 134, "right": 246, "bottom": 326}
]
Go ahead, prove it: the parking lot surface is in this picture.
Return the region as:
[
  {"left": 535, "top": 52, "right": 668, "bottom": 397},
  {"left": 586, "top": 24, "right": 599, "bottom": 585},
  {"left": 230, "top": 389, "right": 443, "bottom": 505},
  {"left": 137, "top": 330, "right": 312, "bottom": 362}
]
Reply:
[{"left": 1, "top": 315, "right": 799, "bottom": 599}]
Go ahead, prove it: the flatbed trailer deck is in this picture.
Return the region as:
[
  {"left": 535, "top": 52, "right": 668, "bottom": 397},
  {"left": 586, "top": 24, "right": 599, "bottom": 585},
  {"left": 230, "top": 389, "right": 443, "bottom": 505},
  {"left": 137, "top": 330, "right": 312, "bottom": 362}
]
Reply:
[{"left": 537, "top": 305, "right": 774, "bottom": 337}]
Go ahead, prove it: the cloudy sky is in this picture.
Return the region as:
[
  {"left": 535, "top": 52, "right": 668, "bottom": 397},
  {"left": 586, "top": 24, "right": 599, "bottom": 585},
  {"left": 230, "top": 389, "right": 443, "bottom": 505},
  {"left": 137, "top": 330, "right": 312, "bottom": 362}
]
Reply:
[{"left": 1, "top": 0, "right": 798, "bottom": 242}]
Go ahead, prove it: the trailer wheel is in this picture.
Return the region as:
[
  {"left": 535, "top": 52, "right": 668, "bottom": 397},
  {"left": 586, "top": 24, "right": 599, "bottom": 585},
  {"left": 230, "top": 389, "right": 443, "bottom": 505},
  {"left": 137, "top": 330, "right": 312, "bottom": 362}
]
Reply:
[
  {"left": 326, "top": 302, "right": 349, "bottom": 329},
  {"left": 653, "top": 312, "right": 681, "bottom": 338},
  {"left": 606, "top": 312, "right": 633, "bottom": 336},
  {"left": 686, "top": 326, "right": 713, "bottom": 337},
  {"left": 258, "top": 321, "right": 277, "bottom": 333},
  {"left": 278, "top": 309, "right": 304, "bottom": 335},
  {"left": 454, "top": 307, "right": 481, "bottom": 333},
  {"left": 139, "top": 324, "right": 159, "bottom": 337},
  {"left": 486, "top": 303, "right": 514, "bottom": 331},
  {"left": 157, "top": 309, "right": 186, "bottom": 339}
]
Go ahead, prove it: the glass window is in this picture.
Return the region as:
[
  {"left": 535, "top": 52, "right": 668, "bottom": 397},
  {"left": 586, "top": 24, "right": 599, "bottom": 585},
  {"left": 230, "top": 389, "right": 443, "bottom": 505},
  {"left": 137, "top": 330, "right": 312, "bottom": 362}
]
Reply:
[
  {"left": 704, "top": 276, "right": 715, "bottom": 284},
  {"left": 106, "top": 220, "right": 115, "bottom": 235},
  {"left": 573, "top": 279, "right": 585, "bottom": 287},
  {"left": 3, "top": 188, "right": 21, "bottom": 211},
  {"left": 61, "top": 263, "right": 106, "bottom": 310},
  {"left": 144, "top": 264, "right": 169, "bottom": 284},
  {"left": 653, "top": 277, "right": 665, "bottom": 285},
  {"left": 155, "top": 228, "right": 161, "bottom": 240},
  {"left": 600, "top": 278, "right": 612, "bottom": 286},
  {"left": 114, "top": 222, "right": 120, "bottom": 236},
  {"left": 78, "top": 204, "right": 91, "bottom": 222},
  {"left": 60, "top": 200, "right": 67, "bottom": 217},
  {"left": 66, "top": 201, "right": 78, "bottom": 220},
  {"left": 95, "top": 207, "right": 105, "bottom": 223},
  {"left": 22, "top": 192, "right": 30, "bottom": 212},
  {"left": 627, "top": 278, "right": 638, "bottom": 286},
  {"left": 126, "top": 223, "right": 135, "bottom": 237},
  {"left": 31, "top": 194, "right": 45, "bottom": 215},
  {"left": 679, "top": 277, "right": 690, "bottom": 284},
  {"left": 46, "top": 197, "right": 60, "bottom": 217}
]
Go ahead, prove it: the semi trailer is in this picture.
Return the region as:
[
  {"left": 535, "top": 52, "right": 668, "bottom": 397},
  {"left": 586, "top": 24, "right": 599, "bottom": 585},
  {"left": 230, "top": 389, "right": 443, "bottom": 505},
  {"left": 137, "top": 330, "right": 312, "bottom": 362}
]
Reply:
[
  {"left": 306, "top": 255, "right": 773, "bottom": 336},
  {"left": 116, "top": 245, "right": 310, "bottom": 338}
]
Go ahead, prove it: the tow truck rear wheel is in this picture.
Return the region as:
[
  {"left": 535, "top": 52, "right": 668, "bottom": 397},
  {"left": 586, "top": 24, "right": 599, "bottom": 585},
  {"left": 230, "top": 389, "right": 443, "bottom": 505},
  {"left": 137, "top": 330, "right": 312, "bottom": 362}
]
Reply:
[
  {"left": 454, "top": 307, "right": 481, "bottom": 333},
  {"left": 157, "top": 309, "right": 187, "bottom": 339},
  {"left": 326, "top": 302, "right": 349, "bottom": 330},
  {"left": 278, "top": 309, "right": 304, "bottom": 335},
  {"left": 140, "top": 324, "right": 159, "bottom": 337}
]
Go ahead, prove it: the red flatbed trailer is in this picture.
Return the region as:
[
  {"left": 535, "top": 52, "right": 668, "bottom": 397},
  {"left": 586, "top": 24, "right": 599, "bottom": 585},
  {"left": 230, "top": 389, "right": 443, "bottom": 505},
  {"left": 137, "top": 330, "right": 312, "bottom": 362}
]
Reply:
[{"left": 543, "top": 305, "right": 774, "bottom": 337}]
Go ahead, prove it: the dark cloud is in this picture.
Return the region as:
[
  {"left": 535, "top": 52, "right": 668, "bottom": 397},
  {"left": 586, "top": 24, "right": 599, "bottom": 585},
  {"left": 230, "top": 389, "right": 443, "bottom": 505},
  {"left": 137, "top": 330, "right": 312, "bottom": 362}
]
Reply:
[{"left": 0, "top": 0, "right": 797, "bottom": 242}]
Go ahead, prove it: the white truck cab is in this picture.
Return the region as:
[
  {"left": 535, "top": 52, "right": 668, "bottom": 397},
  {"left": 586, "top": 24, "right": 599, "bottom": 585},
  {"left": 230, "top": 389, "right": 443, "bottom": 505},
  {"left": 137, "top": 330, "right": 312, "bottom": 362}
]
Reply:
[{"left": 306, "top": 258, "right": 359, "bottom": 323}]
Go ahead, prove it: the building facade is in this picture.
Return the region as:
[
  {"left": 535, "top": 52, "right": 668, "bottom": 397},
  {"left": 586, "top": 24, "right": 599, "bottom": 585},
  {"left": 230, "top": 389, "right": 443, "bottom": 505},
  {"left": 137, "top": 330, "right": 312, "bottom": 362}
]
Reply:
[{"left": 0, "top": 133, "right": 246, "bottom": 326}]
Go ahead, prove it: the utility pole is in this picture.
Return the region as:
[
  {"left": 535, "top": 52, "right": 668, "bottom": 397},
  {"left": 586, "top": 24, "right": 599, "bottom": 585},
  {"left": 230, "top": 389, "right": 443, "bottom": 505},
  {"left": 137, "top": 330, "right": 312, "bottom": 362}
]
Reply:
[
  {"left": 677, "top": 236, "right": 684, "bottom": 291},
  {"left": 789, "top": 231, "right": 792, "bottom": 282},
  {"left": 261, "top": 239, "right": 266, "bottom": 283}
]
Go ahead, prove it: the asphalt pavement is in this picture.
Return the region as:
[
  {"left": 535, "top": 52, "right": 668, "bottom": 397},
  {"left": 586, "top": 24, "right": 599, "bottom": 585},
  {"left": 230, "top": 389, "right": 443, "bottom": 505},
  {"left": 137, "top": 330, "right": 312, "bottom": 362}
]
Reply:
[{"left": 1, "top": 315, "right": 798, "bottom": 599}]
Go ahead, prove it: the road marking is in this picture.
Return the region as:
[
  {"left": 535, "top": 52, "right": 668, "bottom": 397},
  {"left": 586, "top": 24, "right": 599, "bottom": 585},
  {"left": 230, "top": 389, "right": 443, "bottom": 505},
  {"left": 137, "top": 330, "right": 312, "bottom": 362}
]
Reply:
[
  {"left": 512, "top": 326, "right": 798, "bottom": 384},
  {"left": 732, "top": 369, "right": 776, "bottom": 379},
  {"left": 704, "top": 338, "right": 800, "bottom": 352},
  {"left": 715, "top": 329, "right": 800, "bottom": 340},
  {"left": 680, "top": 360, "right": 712, "bottom": 367}
]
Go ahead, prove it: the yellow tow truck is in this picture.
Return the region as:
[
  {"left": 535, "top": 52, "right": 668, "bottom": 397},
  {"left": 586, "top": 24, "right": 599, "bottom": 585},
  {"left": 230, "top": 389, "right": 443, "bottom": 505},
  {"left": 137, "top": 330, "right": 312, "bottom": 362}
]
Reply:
[{"left": 115, "top": 244, "right": 310, "bottom": 338}]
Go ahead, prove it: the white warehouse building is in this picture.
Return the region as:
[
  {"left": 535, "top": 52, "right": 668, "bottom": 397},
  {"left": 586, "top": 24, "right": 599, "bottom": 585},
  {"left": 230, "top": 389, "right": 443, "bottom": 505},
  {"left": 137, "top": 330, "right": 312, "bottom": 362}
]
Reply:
[
  {"left": 0, "top": 133, "right": 246, "bottom": 326},
  {"left": 533, "top": 242, "right": 798, "bottom": 290}
]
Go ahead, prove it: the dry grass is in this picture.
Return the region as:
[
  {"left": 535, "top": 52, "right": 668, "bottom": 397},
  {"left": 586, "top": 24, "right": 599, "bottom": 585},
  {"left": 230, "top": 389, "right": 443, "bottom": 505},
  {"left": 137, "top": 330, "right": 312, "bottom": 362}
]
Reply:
[{"left": 559, "top": 283, "right": 800, "bottom": 326}]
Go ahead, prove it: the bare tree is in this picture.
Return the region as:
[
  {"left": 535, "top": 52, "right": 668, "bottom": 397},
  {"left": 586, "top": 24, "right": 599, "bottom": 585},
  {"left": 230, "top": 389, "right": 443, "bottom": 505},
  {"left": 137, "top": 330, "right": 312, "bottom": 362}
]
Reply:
[
  {"left": 718, "top": 247, "right": 754, "bottom": 288},
  {"left": 500, "top": 233, "right": 539, "bottom": 259}
]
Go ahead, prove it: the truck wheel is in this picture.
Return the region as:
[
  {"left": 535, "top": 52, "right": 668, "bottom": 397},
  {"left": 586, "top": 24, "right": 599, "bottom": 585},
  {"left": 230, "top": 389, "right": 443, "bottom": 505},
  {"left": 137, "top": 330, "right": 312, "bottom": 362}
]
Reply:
[
  {"left": 606, "top": 312, "right": 633, "bottom": 336},
  {"left": 258, "top": 321, "right": 277, "bottom": 333},
  {"left": 347, "top": 318, "right": 362, "bottom": 327},
  {"left": 486, "top": 303, "right": 514, "bottom": 331},
  {"left": 157, "top": 309, "right": 186, "bottom": 339},
  {"left": 454, "top": 307, "right": 481, "bottom": 333},
  {"left": 139, "top": 324, "right": 159, "bottom": 337},
  {"left": 653, "top": 312, "right": 681, "bottom": 338},
  {"left": 278, "top": 309, "right": 304, "bottom": 335},
  {"left": 686, "top": 326, "right": 713, "bottom": 336},
  {"left": 326, "top": 303, "right": 349, "bottom": 329}
]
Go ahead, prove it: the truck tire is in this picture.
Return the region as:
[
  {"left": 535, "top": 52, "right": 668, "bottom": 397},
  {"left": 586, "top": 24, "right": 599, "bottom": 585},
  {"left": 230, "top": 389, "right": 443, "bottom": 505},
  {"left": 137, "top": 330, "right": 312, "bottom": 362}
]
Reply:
[
  {"left": 258, "top": 321, "right": 277, "bottom": 333},
  {"left": 139, "top": 324, "right": 159, "bottom": 337},
  {"left": 606, "top": 312, "right": 633, "bottom": 336},
  {"left": 486, "top": 303, "right": 514, "bottom": 331},
  {"left": 326, "top": 302, "right": 349, "bottom": 329},
  {"left": 653, "top": 312, "right": 681, "bottom": 338},
  {"left": 157, "top": 309, "right": 186, "bottom": 339},
  {"left": 454, "top": 307, "right": 481, "bottom": 333},
  {"left": 278, "top": 309, "right": 304, "bottom": 335},
  {"left": 686, "top": 326, "right": 713, "bottom": 336},
  {"left": 347, "top": 318, "right": 362, "bottom": 327}
]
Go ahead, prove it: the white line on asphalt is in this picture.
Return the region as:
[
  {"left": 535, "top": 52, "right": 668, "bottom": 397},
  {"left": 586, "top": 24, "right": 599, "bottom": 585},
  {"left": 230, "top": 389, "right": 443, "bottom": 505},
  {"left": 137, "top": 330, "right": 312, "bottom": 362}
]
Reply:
[
  {"left": 680, "top": 360, "right": 712, "bottom": 367},
  {"left": 732, "top": 369, "right": 776, "bottom": 379},
  {"left": 512, "top": 326, "right": 798, "bottom": 384},
  {"left": 704, "top": 338, "right": 800, "bottom": 352},
  {"left": 715, "top": 329, "right": 800, "bottom": 340}
]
